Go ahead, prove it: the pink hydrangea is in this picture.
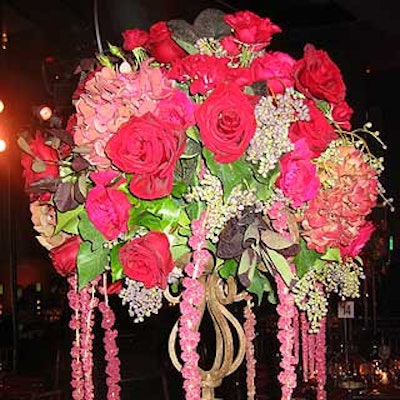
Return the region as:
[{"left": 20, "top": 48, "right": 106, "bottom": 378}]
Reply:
[
  {"left": 73, "top": 61, "right": 177, "bottom": 167},
  {"left": 301, "top": 145, "right": 379, "bottom": 253}
]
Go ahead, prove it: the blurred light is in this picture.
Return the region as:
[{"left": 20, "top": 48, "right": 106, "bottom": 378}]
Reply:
[
  {"left": 0, "top": 100, "right": 4, "bottom": 113},
  {"left": 1, "top": 31, "right": 8, "bottom": 50},
  {"left": 0, "top": 139, "right": 6, "bottom": 153},
  {"left": 38, "top": 105, "right": 53, "bottom": 121},
  {"left": 389, "top": 235, "right": 394, "bottom": 252}
]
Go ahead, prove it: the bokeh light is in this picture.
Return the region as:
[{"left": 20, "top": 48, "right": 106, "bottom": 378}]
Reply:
[{"left": 0, "top": 139, "right": 6, "bottom": 152}]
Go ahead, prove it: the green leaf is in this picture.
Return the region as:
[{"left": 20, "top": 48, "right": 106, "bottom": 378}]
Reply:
[
  {"left": 171, "top": 244, "right": 190, "bottom": 262},
  {"left": 202, "top": 149, "right": 253, "bottom": 200},
  {"left": 321, "top": 247, "right": 341, "bottom": 262},
  {"left": 219, "top": 259, "right": 238, "bottom": 279},
  {"left": 266, "top": 248, "right": 297, "bottom": 288},
  {"left": 316, "top": 100, "right": 331, "bottom": 115},
  {"left": 110, "top": 243, "right": 124, "bottom": 282},
  {"left": 172, "top": 36, "right": 198, "bottom": 55},
  {"left": 77, "top": 242, "right": 109, "bottom": 289},
  {"left": 107, "top": 43, "right": 125, "bottom": 59},
  {"left": 238, "top": 248, "right": 258, "bottom": 288},
  {"left": 267, "top": 290, "right": 277, "bottom": 304},
  {"left": 129, "top": 209, "right": 161, "bottom": 231},
  {"left": 261, "top": 229, "right": 295, "bottom": 250},
  {"left": 186, "top": 126, "right": 200, "bottom": 143},
  {"left": 78, "top": 210, "right": 107, "bottom": 251},
  {"left": 54, "top": 205, "right": 84, "bottom": 235},
  {"left": 171, "top": 181, "right": 187, "bottom": 198},
  {"left": 293, "top": 238, "right": 320, "bottom": 278},
  {"left": 243, "top": 224, "right": 261, "bottom": 246},
  {"left": 247, "top": 270, "right": 271, "bottom": 305}
]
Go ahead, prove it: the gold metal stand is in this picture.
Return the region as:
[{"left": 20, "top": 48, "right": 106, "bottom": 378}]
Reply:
[{"left": 167, "top": 274, "right": 247, "bottom": 399}]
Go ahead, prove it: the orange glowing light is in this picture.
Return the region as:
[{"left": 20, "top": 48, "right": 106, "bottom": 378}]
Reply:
[
  {"left": 0, "top": 100, "right": 4, "bottom": 113},
  {"left": 38, "top": 105, "right": 53, "bottom": 121},
  {"left": 0, "top": 139, "right": 6, "bottom": 152}
]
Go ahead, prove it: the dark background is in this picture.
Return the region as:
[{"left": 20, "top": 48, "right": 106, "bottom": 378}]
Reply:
[{"left": 0, "top": 0, "right": 399, "bottom": 310}]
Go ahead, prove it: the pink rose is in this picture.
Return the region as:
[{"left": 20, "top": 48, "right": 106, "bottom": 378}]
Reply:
[
  {"left": 250, "top": 51, "right": 296, "bottom": 94},
  {"left": 50, "top": 235, "right": 82, "bottom": 276},
  {"left": 340, "top": 221, "right": 375, "bottom": 258},
  {"left": 21, "top": 131, "right": 59, "bottom": 195},
  {"left": 105, "top": 113, "right": 186, "bottom": 199},
  {"left": 332, "top": 101, "right": 353, "bottom": 130},
  {"left": 122, "top": 28, "right": 149, "bottom": 51},
  {"left": 276, "top": 139, "right": 320, "bottom": 207},
  {"left": 195, "top": 83, "right": 256, "bottom": 163},
  {"left": 147, "top": 21, "right": 186, "bottom": 64},
  {"left": 119, "top": 231, "right": 174, "bottom": 289},
  {"left": 294, "top": 44, "right": 346, "bottom": 103},
  {"left": 289, "top": 100, "right": 337, "bottom": 157},
  {"left": 154, "top": 90, "right": 196, "bottom": 131},
  {"left": 86, "top": 170, "right": 131, "bottom": 240},
  {"left": 224, "top": 10, "right": 281, "bottom": 49}
]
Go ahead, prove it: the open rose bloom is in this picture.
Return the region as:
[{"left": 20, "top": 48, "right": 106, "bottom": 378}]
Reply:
[{"left": 19, "top": 7, "right": 391, "bottom": 400}]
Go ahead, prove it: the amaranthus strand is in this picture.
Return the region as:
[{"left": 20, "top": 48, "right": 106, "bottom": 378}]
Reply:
[
  {"left": 316, "top": 317, "right": 327, "bottom": 400},
  {"left": 179, "top": 211, "right": 209, "bottom": 400},
  {"left": 67, "top": 274, "right": 84, "bottom": 400},
  {"left": 244, "top": 297, "right": 256, "bottom": 400},
  {"left": 300, "top": 312, "right": 309, "bottom": 382},
  {"left": 276, "top": 274, "right": 297, "bottom": 400}
]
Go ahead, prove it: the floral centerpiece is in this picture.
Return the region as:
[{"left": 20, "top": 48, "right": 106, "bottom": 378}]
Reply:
[{"left": 20, "top": 7, "right": 391, "bottom": 400}]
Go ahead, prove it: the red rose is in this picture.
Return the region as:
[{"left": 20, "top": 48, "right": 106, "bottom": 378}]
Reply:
[
  {"left": 250, "top": 51, "right": 296, "bottom": 94},
  {"left": 195, "top": 83, "right": 256, "bottom": 163},
  {"left": 105, "top": 113, "right": 186, "bottom": 200},
  {"left": 224, "top": 10, "right": 281, "bottom": 49},
  {"left": 332, "top": 101, "right": 353, "bottom": 130},
  {"left": 289, "top": 100, "right": 337, "bottom": 157},
  {"left": 294, "top": 44, "right": 346, "bottom": 103},
  {"left": 122, "top": 28, "right": 149, "bottom": 51},
  {"left": 147, "top": 21, "right": 186, "bottom": 64},
  {"left": 21, "top": 131, "right": 59, "bottom": 191},
  {"left": 168, "top": 54, "right": 229, "bottom": 95},
  {"left": 220, "top": 35, "right": 241, "bottom": 57},
  {"left": 49, "top": 235, "right": 82, "bottom": 276},
  {"left": 86, "top": 170, "right": 131, "bottom": 240},
  {"left": 119, "top": 231, "right": 174, "bottom": 289}
]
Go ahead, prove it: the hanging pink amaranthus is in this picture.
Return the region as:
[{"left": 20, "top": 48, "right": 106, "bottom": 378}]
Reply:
[
  {"left": 244, "top": 297, "right": 257, "bottom": 400},
  {"left": 99, "top": 299, "right": 121, "bottom": 399},
  {"left": 300, "top": 312, "right": 309, "bottom": 382},
  {"left": 179, "top": 211, "right": 209, "bottom": 400},
  {"left": 315, "top": 317, "right": 327, "bottom": 400},
  {"left": 68, "top": 275, "right": 85, "bottom": 400},
  {"left": 80, "top": 279, "right": 99, "bottom": 400},
  {"left": 276, "top": 274, "right": 298, "bottom": 400},
  {"left": 99, "top": 275, "right": 121, "bottom": 400}
]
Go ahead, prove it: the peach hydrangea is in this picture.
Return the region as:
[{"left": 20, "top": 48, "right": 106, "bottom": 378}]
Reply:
[
  {"left": 301, "top": 143, "right": 379, "bottom": 254},
  {"left": 73, "top": 60, "right": 175, "bottom": 167}
]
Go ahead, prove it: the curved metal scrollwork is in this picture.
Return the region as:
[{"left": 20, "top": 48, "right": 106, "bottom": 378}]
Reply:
[{"left": 168, "top": 274, "right": 247, "bottom": 400}]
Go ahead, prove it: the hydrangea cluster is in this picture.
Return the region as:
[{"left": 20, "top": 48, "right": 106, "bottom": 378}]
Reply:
[
  {"left": 247, "top": 88, "right": 309, "bottom": 177},
  {"left": 302, "top": 140, "right": 380, "bottom": 254}
]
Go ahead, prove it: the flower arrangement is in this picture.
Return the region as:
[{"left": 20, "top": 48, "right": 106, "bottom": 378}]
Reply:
[{"left": 20, "top": 7, "right": 391, "bottom": 400}]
